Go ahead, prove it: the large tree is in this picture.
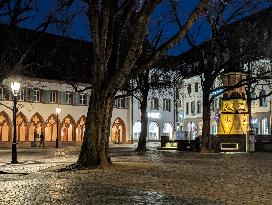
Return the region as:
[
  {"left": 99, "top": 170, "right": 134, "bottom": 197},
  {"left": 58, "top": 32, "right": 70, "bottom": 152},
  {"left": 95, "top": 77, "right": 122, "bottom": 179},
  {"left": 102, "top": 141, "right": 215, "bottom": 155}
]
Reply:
[{"left": 75, "top": 0, "right": 207, "bottom": 168}]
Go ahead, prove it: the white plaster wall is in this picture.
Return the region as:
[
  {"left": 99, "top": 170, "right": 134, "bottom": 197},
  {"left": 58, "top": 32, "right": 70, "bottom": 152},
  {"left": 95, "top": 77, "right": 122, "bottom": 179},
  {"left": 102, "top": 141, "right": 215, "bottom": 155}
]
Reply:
[
  {"left": 131, "top": 87, "right": 175, "bottom": 140},
  {"left": 1, "top": 77, "right": 131, "bottom": 142}
]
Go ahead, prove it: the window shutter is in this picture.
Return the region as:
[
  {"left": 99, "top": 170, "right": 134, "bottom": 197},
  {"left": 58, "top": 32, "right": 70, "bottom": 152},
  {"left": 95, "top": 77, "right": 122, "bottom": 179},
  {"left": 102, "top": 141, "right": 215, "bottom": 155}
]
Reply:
[
  {"left": 86, "top": 95, "right": 90, "bottom": 105},
  {"left": 29, "top": 89, "right": 34, "bottom": 102},
  {"left": 25, "top": 88, "right": 30, "bottom": 101},
  {"left": 73, "top": 93, "right": 80, "bottom": 105},
  {"left": 77, "top": 94, "right": 81, "bottom": 105},
  {"left": 58, "top": 91, "right": 64, "bottom": 104},
  {"left": 61, "top": 92, "right": 66, "bottom": 104},
  {"left": 43, "top": 90, "right": 50, "bottom": 103}
]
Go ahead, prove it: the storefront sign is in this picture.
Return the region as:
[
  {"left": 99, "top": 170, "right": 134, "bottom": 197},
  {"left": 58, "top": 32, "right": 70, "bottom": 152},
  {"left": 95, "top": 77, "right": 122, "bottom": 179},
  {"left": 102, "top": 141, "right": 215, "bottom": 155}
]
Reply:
[{"left": 148, "top": 112, "right": 160, "bottom": 119}]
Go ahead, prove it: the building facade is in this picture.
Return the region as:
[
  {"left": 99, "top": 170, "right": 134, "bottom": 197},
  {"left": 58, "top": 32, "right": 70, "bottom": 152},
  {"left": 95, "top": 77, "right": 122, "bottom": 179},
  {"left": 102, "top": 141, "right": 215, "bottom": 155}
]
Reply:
[
  {"left": 131, "top": 89, "right": 176, "bottom": 142},
  {"left": 0, "top": 76, "right": 176, "bottom": 147},
  {"left": 177, "top": 59, "right": 272, "bottom": 138},
  {"left": 0, "top": 76, "right": 132, "bottom": 147}
]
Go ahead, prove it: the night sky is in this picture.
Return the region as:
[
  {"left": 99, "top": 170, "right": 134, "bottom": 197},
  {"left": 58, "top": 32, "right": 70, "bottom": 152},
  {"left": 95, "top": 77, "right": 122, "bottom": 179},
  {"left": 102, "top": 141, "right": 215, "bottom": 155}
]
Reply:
[{"left": 10, "top": 0, "right": 271, "bottom": 56}]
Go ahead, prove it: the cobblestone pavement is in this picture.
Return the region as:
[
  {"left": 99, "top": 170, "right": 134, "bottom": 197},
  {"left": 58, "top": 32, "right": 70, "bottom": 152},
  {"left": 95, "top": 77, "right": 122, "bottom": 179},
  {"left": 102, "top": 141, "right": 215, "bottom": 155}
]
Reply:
[{"left": 0, "top": 146, "right": 272, "bottom": 205}]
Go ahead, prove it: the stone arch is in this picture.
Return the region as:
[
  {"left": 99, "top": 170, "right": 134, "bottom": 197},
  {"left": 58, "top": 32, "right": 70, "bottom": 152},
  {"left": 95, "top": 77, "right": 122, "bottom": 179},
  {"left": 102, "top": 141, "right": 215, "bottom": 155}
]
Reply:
[
  {"left": 76, "top": 115, "right": 86, "bottom": 142},
  {"left": 45, "top": 114, "right": 59, "bottom": 142},
  {"left": 0, "top": 111, "right": 11, "bottom": 142},
  {"left": 148, "top": 121, "right": 160, "bottom": 140},
  {"left": 29, "top": 112, "right": 45, "bottom": 142},
  {"left": 61, "top": 114, "right": 76, "bottom": 142},
  {"left": 16, "top": 112, "right": 28, "bottom": 142},
  {"left": 111, "top": 117, "right": 126, "bottom": 143}
]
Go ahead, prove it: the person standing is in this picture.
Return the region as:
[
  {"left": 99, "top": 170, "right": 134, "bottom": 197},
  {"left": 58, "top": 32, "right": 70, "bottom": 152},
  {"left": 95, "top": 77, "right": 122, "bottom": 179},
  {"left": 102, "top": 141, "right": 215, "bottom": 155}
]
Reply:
[
  {"left": 33, "top": 129, "right": 38, "bottom": 147},
  {"left": 39, "top": 132, "right": 45, "bottom": 147}
]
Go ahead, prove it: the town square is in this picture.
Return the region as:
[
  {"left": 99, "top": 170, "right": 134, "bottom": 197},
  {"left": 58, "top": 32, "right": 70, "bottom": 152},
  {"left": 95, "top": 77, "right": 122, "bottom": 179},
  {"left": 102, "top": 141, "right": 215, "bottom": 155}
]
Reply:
[{"left": 0, "top": 0, "right": 271, "bottom": 204}]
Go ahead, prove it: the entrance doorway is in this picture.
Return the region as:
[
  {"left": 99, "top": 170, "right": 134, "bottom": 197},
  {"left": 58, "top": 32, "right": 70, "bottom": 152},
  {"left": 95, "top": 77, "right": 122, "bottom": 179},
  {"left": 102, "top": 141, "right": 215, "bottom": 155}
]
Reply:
[{"left": 111, "top": 118, "right": 126, "bottom": 143}]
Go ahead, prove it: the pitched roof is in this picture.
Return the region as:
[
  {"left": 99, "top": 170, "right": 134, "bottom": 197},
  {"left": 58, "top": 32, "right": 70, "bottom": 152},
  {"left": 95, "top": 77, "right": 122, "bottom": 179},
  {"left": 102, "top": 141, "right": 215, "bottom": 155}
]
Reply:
[{"left": 0, "top": 24, "right": 92, "bottom": 83}]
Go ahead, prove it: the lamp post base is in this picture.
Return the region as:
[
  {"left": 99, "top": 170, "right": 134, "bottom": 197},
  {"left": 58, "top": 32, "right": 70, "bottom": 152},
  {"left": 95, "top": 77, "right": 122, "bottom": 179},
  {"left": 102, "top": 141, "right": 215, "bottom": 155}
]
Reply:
[
  {"left": 11, "top": 160, "right": 18, "bottom": 164},
  {"left": 11, "top": 143, "right": 18, "bottom": 164}
]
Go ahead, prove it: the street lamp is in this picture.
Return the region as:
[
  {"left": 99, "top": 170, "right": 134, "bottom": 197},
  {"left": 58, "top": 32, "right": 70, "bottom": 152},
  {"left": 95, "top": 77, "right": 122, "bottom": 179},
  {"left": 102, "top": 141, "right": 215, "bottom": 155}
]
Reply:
[
  {"left": 56, "top": 107, "right": 61, "bottom": 148},
  {"left": 11, "top": 81, "right": 20, "bottom": 164}
]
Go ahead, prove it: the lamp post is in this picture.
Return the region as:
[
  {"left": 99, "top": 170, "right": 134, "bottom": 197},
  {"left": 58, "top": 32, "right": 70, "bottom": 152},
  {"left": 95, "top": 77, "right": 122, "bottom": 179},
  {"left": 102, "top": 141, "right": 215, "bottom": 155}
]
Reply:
[
  {"left": 56, "top": 107, "right": 61, "bottom": 148},
  {"left": 11, "top": 82, "right": 20, "bottom": 164}
]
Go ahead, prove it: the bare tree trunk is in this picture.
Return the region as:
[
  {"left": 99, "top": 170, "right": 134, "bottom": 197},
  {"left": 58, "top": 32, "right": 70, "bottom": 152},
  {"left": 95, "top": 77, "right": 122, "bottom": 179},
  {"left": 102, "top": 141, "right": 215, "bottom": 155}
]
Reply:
[
  {"left": 135, "top": 93, "right": 148, "bottom": 151},
  {"left": 201, "top": 81, "right": 212, "bottom": 152},
  {"left": 77, "top": 87, "right": 114, "bottom": 168}
]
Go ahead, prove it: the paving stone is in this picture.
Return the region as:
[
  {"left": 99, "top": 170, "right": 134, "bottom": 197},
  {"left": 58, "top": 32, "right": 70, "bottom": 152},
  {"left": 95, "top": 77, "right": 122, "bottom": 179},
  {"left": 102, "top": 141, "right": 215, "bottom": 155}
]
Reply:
[{"left": 0, "top": 145, "right": 272, "bottom": 204}]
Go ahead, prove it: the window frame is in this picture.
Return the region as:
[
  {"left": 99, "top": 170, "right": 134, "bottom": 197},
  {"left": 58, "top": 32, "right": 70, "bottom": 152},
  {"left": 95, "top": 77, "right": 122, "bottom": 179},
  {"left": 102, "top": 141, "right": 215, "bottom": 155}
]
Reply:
[
  {"left": 18, "top": 88, "right": 25, "bottom": 101},
  {"left": 187, "top": 84, "right": 191, "bottom": 95},
  {"left": 197, "top": 100, "right": 201, "bottom": 113},
  {"left": 191, "top": 101, "right": 195, "bottom": 115},
  {"left": 65, "top": 92, "right": 72, "bottom": 104},
  {"left": 49, "top": 91, "right": 57, "bottom": 103},
  {"left": 0, "top": 87, "right": 5, "bottom": 100},
  {"left": 186, "top": 102, "right": 189, "bottom": 115},
  {"left": 79, "top": 94, "right": 87, "bottom": 105},
  {"left": 151, "top": 97, "right": 159, "bottom": 110},
  {"left": 163, "top": 99, "right": 171, "bottom": 112},
  {"left": 33, "top": 89, "right": 40, "bottom": 102},
  {"left": 195, "top": 82, "right": 198, "bottom": 92},
  {"left": 259, "top": 90, "right": 267, "bottom": 107}
]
